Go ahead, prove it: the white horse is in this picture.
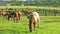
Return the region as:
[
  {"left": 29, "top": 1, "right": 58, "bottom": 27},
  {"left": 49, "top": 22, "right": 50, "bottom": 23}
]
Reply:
[{"left": 28, "top": 12, "right": 40, "bottom": 32}]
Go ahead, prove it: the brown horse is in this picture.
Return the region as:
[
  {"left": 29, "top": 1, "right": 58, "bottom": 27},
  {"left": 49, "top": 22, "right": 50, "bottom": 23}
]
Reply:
[
  {"left": 28, "top": 12, "right": 40, "bottom": 32},
  {"left": 14, "top": 11, "right": 22, "bottom": 22},
  {"left": 14, "top": 11, "right": 19, "bottom": 22},
  {"left": 0, "top": 11, "right": 8, "bottom": 19},
  {"left": 18, "top": 11, "right": 22, "bottom": 20},
  {"left": 24, "top": 9, "right": 31, "bottom": 16}
]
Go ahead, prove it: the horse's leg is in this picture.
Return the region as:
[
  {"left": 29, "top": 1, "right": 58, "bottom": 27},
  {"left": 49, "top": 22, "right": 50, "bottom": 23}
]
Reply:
[
  {"left": 11, "top": 17, "right": 12, "bottom": 21},
  {"left": 11, "top": 17, "right": 13, "bottom": 21},
  {"left": 15, "top": 17, "right": 19, "bottom": 23},
  {"left": 3, "top": 15, "right": 4, "bottom": 19},
  {"left": 34, "top": 23, "right": 36, "bottom": 31},
  {"left": 29, "top": 22, "right": 32, "bottom": 32},
  {"left": 7, "top": 15, "right": 11, "bottom": 21},
  {"left": 19, "top": 16, "right": 20, "bottom": 20},
  {"left": 2, "top": 14, "right": 4, "bottom": 19},
  {"left": 8, "top": 16, "right": 10, "bottom": 21},
  {"left": 13, "top": 17, "right": 15, "bottom": 23},
  {"left": 16, "top": 18, "right": 18, "bottom": 23}
]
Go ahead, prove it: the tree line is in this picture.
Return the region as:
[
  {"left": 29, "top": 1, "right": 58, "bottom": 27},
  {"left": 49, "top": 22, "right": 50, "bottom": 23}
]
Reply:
[{"left": 0, "top": 0, "right": 60, "bottom": 6}]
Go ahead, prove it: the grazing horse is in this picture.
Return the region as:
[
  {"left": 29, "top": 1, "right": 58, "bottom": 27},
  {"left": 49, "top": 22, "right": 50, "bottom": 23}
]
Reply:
[
  {"left": 13, "top": 11, "right": 22, "bottom": 22},
  {"left": 28, "top": 12, "right": 40, "bottom": 32},
  {"left": 7, "top": 10, "right": 22, "bottom": 23},
  {"left": 1, "top": 11, "right": 8, "bottom": 19},
  {"left": 18, "top": 11, "right": 22, "bottom": 20},
  {"left": 14, "top": 11, "right": 19, "bottom": 22},
  {"left": 2, "top": 11, "right": 8, "bottom": 16},
  {"left": 7, "top": 11, "right": 15, "bottom": 21},
  {"left": 24, "top": 9, "right": 31, "bottom": 16}
]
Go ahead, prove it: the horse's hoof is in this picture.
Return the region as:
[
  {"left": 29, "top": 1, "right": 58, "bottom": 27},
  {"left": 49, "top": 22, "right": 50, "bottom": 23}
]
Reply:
[{"left": 30, "top": 30, "right": 32, "bottom": 32}]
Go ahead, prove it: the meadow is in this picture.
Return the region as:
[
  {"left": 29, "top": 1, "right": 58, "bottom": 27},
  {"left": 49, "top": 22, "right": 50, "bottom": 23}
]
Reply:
[{"left": 0, "top": 16, "right": 60, "bottom": 34}]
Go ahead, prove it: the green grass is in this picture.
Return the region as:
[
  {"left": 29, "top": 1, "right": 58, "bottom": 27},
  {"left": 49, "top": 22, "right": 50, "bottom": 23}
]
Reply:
[{"left": 0, "top": 16, "right": 60, "bottom": 34}]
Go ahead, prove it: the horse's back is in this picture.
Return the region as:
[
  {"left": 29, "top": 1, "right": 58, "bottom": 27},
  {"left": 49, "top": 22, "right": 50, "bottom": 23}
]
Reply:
[
  {"left": 28, "top": 12, "right": 40, "bottom": 22},
  {"left": 18, "top": 11, "right": 22, "bottom": 16}
]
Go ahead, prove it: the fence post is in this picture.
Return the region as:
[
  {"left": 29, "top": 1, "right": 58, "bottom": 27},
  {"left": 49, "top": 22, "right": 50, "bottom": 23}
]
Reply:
[
  {"left": 38, "top": 9, "right": 41, "bottom": 15},
  {"left": 44, "top": 9, "right": 47, "bottom": 16},
  {"left": 54, "top": 9, "right": 56, "bottom": 16},
  {"left": 36, "top": 9, "right": 38, "bottom": 12}
]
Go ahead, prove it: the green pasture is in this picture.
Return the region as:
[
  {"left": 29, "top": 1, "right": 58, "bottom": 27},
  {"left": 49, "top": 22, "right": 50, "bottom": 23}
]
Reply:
[{"left": 0, "top": 16, "right": 60, "bottom": 34}]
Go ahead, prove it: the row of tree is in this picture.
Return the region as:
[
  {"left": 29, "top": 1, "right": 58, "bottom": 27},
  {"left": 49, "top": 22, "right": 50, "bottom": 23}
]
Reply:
[{"left": 0, "top": 0, "right": 60, "bottom": 6}]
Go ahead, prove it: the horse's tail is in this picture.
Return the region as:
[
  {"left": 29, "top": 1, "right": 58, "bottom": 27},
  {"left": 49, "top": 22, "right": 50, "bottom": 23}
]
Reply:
[{"left": 37, "top": 16, "right": 40, "bottom": 27}]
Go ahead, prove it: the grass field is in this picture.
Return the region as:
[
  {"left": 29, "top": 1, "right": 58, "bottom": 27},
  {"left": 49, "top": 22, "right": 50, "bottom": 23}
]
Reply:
[{"left": 0, "top": 16, "right": 60, "bottom": 34}]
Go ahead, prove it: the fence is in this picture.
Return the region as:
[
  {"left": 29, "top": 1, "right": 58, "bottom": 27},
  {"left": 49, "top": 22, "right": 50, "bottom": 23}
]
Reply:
[
  {"left": 37, "top": 9, "right": 60, "bottom": 16},
  {"left": 0, "top": 8, "right": 60, "bottom": 16}
]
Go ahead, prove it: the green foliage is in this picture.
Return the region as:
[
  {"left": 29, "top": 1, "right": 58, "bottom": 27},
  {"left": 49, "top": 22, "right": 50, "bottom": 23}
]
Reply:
[{"left": 0, "top": 0, "right": 60, "bottom": 6}]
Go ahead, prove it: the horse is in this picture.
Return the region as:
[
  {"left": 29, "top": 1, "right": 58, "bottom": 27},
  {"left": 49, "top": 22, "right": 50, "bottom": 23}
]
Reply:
[
  {"left": 28, "top": 12, "right": 40, "bottom": 32},
  {"left": 2, "top": 11, "right": 8, "bottom": 16},
  {"left": 7, "top": 8, "right": 14, "bottom": 21},
  {"left": 17, "top": 11, "right": 22, "bottom": 20},
  {"left": 0, "top": 11, "right": 8, "bottom": 19},
  {"left": 24, "top": 9, "right": 31, "bottom": 16},
  {"left": 7, "top": 10, "right": 22, "bottom": 23},
  {"left": 7, "top": 11, "right": 15, "bottom": 21},
  {"left": 14, "top": 11, "right": 22, "bottom": 22}
]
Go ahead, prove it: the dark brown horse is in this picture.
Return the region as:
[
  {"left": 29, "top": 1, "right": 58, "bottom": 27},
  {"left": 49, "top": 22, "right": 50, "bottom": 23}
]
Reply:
[{"left": 7, "top": 10, "right": 22, "bottom": 23}]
